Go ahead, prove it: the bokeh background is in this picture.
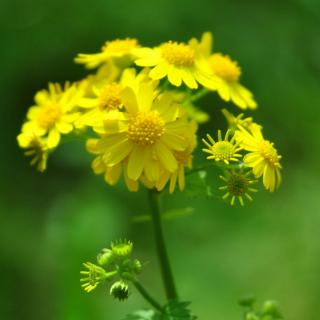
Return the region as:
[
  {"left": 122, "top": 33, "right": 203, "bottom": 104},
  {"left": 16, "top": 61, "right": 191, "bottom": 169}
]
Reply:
[{"left": 1, "top": 0, "right": 320, "bottom": 319}]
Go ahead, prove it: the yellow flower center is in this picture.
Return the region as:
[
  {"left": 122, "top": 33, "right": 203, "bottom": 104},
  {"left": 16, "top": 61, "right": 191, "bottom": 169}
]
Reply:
[
  {"left": 37, "top": 104, "right": 61, "bottom": 129},
  {"left": 103, "top": 38, "right": 138, "bottom": 54},
  {"left": 128, "top": 111, "right": 164, "bottom": 146},
  {"left": 99, "top": 83, "right": 122, "bottom": 110},
  {"left": 209, "top": 53, "right": 241, "bottom": 82},
  {"left": 259, "top": 140, "right": 279, "bottom": 166},
  {"left": 210, "top": 141, "right": 235, "bottom": 161},
  {"left": 161, "top": 42, "right": 195, "bottom": 67}
]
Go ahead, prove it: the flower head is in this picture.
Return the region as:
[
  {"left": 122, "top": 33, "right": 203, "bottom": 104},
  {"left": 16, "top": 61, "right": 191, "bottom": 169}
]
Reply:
[
  {"left": 111, "top": 240, "right": 133, "bottom": 258},
  {"left": 235, "top": 124, "right": 282, "bottom": 192},
  {"left": 219, "top": 170, "right": 258, "bottom": 206},
  {"left": 19, "top": 83, "right": 80, "bottom": 148},
  {"left": 110, "top": 280, "right": 129, "bottom": 301},
  {"left": 134, "top": 37, "right": 219, "bottom": 89},
  {"left": 202, "top": 130, "right": 242, "bottom": 164},
  {"left": 75, "top": 38, "right": 139, "bottom": 69},
  {"left": 89, "top": 82, "right": 190, "bottom": 186},
  {"left": 222, "top": 108, "right": 254, "bottom": 132}
]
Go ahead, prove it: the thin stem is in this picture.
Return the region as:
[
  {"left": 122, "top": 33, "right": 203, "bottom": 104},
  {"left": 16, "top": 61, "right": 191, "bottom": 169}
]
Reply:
[
  {"left": 132, "top": 279, "right": 163, "bottom": 312},
  {"left": 148, "top": 189, "right": 178, "bottom": 301},
  {"left": 183, "top": 88, "right": 209, "bottom": 106}
]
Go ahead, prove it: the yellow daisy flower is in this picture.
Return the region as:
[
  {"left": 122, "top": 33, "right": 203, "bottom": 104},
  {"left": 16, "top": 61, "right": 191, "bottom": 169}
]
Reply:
[
  {"left": 134, "top": 38, "right": 219, "bottom": 89},
  {"left": 235, "top": 124, "right": 282, "bottom": 192},
  {"left": 219, "top": 170, "right": 258, "bottom": 206},
  {"left": 195, "top": 32, "right": 257, "bottom": 109},
  {"left": 20, "top": 83, "right": 80, "bottom": 148},
  {"left": 91, "top": 83, "right": 189, "bottom": 182},
  {"left": 202, "top": 130, "right": 242, "bottom": 164},
  {"left": 75, "top": 38, "right": 139, "bottom": 69}
]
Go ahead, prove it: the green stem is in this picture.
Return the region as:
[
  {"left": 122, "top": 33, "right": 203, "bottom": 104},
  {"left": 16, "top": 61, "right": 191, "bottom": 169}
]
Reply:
[
  {"left": 148, "top": 189, "right": 178, "bottom": 301},
  {"left": 183, "top": 88, "right": 209, "bottom": 106},
  {"left": 132, "top": 279, "right": 163, "bottom": 312}
]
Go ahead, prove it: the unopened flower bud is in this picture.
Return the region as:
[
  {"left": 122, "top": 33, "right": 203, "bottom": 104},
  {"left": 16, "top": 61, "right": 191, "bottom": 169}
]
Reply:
[
  {"left": 110, "top": 280, "right": 129, "bottom": 301},
  {"left": 111, "top": 240, "right": 133, "bottom": 258},
  {"left": 97, "top": 248, "right": 113, "bottom": 266}
]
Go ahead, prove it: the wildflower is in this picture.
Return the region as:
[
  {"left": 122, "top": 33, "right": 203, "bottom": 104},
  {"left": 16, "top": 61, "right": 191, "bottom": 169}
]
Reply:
[
  {"left": 17, "top": 131, "right": 50, "bottom": 172},
  {"left": 235, "top": 124, "right": 282, "bottom": 192},
  {"left": 219, "top": 170, "right": 258, "bottom": 206},
  {"left": 110, "top": 280, "right": 129, "bottom": 301},
  {"left": 80, "top": 262, "right": 114, "bottom": 293},
  {"left": 134, "top": 38, "right": 219, "bottom": 89},
  {"left": 75, "top": 38, "right": 139, "bottom": 69},
  {"left": 19, "top": 83, "right": 80, "bottom": 148},
  {"left": 195, "top": 32, "right": 257, "bottom": 109},
  {"left": 202, "top": 130, "right": 242, "bottom": 164},
  {"left": 221, "top": 108, "right": 254, "bottom": 132},
  {"left": 91, "top": 83, "right": 189, "bottom": 183}
]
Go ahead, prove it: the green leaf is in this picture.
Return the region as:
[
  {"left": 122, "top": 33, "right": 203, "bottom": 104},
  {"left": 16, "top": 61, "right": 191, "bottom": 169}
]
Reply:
[{"left": 185, "top": 171, "right": 213, "bottom": 199}]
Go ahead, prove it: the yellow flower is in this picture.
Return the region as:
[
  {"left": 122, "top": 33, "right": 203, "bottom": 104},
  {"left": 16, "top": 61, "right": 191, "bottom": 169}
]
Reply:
[
  {"left": 20, "top": 83, "right": 80, "bottom": 148},
  {"left": 91, "top": 83, "right": 189, "bottom": 183},
  {"left": 195, "top": 32, "right": 257, "bottom": 109},
  {"left": 80, "top": 262, "right": 108, "bottom": 293},
  {"left": 134, "top": 39, "right": 219, "bottom": 89},
  {"left": 156, "top": 121, "right": 198, "bottom": 193},
  {"left": 235, "top": 124, "right": 282, "bottom": 192},
  {"left": 17, "top": 131, "right": 49, "bottom": 172},
  {"left": 219, "top": 170, "right": 258, "bottom": 206},
  {"left": 75, "top": 38, "right": 139, "bottom": 69},
  {"left": 202, "top": 130, "right": 242, "bottom": 164}
]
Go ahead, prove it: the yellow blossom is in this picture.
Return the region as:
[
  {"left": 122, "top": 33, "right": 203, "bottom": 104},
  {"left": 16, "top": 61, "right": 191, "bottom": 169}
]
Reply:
[
  {"left": 221, "top": 108, "right": 254, "bottom": 132},
  {"left": 134, "top": 38, "right": 220, "bottom": 89},
  {"left": 195, "top": 32, "right": 257, "bottom": 109},
  {"left": 19, "top": 83, "right": 80, "bottom": 148},
  {"left": 202, "top": 130, "right": 242, "bottom": 164},
  {"left": 235, "top": 124, "right": 282, "bottom": 192},
  {"left": 75, "top": 38, "right": 139, "bottom": 69},
  {"left": 89, "top": 83, "right": 189, "bottom": 184}
]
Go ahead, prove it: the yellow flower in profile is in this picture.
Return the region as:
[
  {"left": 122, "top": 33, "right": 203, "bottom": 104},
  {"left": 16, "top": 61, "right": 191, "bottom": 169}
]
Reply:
[
  {"left": 221, "top": 108, "right": 254, "bottom": 132},
  {"left": 20, "top": 83, "right": 80, "bottom": 148},
  {"left": 202, "top": 130, "right": 242, "bottom": 164},
  {"left": 17, "top": 131, "right": 49, "bottom": 172},
  {"left": 92, "top": 83, "right": 189, "bottom": 182},
  {"left": 86, "top": 138, "right": 139, "bottom": 192},
  {"left": 156, "top": 121, "right": 198, "bottom": 193},
  {"left": 195, "top": 32, "right": 257, "bottom": 109},
  {"left": 75, "top": 38, "right": 139, "bottom": 69},
  {"left": 219, "top": 170, "right": 258, "bottom": 206},
  {"left": 235, "top": 124, "right": 282, "bottom": 192},
  {"left": 134, "top": 38, "right": 219, "bottom": 89}
]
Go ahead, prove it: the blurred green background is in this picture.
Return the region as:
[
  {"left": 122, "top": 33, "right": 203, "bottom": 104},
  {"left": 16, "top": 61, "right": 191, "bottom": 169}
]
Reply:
[{"left": 1, "top": 0, "right": 320, "bottom": 319}]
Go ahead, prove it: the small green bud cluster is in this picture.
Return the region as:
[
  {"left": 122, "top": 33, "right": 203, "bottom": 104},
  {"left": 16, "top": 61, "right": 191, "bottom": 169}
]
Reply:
[
  {"left": 80, "top": 239, "right": 142, "bottom": 301},
  {"left": 239, "top": 296, "right": 283, "bottom": 320}
]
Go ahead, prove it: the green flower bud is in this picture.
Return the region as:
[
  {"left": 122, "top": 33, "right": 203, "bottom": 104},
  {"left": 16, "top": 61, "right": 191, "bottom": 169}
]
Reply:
[
  {"left": 97, "top": 248, "right": 114, "bottom": 266},
  {"left": 110, "top": 280, "right": 129, "bottom": 301},
  {"left": 111, "top": 240, "right": 133, "bottom": 258},
  {"left": 245, "top": 311, "right": 260, "bottom": 320}
]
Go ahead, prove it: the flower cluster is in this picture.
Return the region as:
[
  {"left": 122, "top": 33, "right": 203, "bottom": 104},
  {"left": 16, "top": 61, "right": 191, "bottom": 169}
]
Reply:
[
  {"left": 80, "top": 240, "right": 142, "bottom": 300},
  {"left": 17, "top": 32, "right": 282, "bottom": 204}
]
